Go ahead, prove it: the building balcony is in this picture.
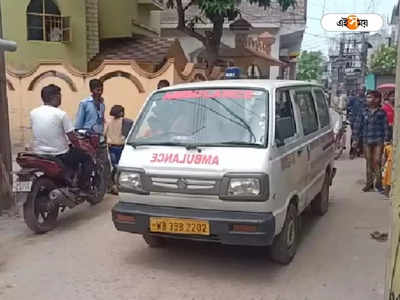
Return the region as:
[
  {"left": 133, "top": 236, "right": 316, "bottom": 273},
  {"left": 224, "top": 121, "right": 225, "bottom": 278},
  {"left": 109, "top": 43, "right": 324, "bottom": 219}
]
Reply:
[
  {"left": 345, "top": 68, "right": 361, "bottom": 77},
  {"left": 132, "top": 18, "right": 159, "bottom": 36},
  {"left": 138, "top": 0, "right": 164, "bottom": 11}
]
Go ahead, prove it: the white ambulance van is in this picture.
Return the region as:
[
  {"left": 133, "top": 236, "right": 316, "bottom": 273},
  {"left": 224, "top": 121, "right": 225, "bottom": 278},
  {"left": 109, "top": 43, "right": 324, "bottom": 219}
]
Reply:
[{"left": 112, "top": 80, "right": 336, "bottom": 264}]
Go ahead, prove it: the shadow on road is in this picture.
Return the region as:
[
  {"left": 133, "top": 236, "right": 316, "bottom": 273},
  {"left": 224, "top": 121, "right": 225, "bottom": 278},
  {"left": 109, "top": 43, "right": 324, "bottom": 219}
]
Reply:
[
  {"left": 298, "top": 209, "right": 326, "bottom": 246},
  {"left": 53, "top": 196, "right": 116, "bottom": 233},
  {"left": 1, "top": 196, "right": 116, "bottom": 242},
  {"left": 122, "top": 210, "right": 324, "bottom": 282},
  {"left": 0, "top": 196, "right": 117, "bottom": 272}
]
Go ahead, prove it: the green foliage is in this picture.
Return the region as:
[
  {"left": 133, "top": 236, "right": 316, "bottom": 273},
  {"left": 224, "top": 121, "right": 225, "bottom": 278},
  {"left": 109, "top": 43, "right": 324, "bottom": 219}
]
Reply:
[
  {"left": 166, "top": 0, "right": 296, "bottom": 34},
  {"left": 166, "top": 0, "right": 297, "bottom": 65},
  {"left": 166, "top": 0, "right": 296, "bottom": 18},
  {"left": 198, "top": 0, "right": 238, "bottom": 21},
  {"left": 248, "top": 0, "right": 296, "bottom": 10},
  {"left": 369, "top": 45, "right": 397, "bottom": 75},
  {"left": 296, "top": 51, "right": 325, "bottom": 82}
]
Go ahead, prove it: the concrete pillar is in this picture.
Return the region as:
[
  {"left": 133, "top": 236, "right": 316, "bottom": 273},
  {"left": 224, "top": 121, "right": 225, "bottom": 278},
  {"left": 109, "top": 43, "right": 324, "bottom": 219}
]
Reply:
[
  {"left": 289, "top": 62, "right": 296, "bottom": 80},
  {"left": 86, "top": 0, "right": 100, "bottom": 61}
]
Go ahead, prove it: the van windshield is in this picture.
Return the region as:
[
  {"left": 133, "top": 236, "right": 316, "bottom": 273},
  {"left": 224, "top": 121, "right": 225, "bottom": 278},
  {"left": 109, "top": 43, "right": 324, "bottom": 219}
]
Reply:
[{"left": 128, "top": 88, "right": 268, "bottom": 148}]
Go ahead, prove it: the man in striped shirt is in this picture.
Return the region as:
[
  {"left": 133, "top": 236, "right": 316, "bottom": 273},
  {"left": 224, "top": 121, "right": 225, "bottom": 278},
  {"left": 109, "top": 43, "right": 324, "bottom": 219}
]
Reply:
[{"left": 352, "top": 90, "right": 390, "bottom": 193}]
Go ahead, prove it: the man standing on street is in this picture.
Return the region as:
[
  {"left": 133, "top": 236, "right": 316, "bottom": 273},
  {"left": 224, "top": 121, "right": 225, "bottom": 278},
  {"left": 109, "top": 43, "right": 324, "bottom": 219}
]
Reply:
[
  {"left": 75, "top": 79, "right": 111, "bottom": 190},
  {"left": 105, "top": 105, "right": 133, "bottom": 195},
  {"left": 75, "top": 79, "right": 105, "bottom": 133},
  {"left": 332, "top": 89, "right": 348, "bottom": 113},
  {"left": 157, "top": 80, "right": 170, "bottom": 90},
  {"left": 352, "top": 90, "right": 390, "bottom": 193},
  {"left": 348, "top": 89, "right": 366, "bottom": 159}
]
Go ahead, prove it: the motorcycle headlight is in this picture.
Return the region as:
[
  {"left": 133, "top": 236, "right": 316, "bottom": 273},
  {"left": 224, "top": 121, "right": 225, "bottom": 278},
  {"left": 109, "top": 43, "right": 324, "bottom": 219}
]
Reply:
[
  {"left": 119, "top": 171, "right": 146, "bottom": 193},
  {"left": 228, "top": 178, "right": 261, "bottom": 196}
]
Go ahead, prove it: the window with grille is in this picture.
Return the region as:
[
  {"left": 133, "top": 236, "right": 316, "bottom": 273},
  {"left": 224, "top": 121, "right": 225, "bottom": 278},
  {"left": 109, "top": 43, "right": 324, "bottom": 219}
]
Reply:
[{"left": 27, "top": 0, "right": 71, "bottom": 42}]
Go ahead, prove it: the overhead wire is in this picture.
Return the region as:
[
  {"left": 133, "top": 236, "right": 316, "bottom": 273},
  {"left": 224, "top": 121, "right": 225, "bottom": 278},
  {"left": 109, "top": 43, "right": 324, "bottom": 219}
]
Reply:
[
  {"left": 301, "top": 43, "right": 329, "bottom": 51},
  {"left": 321, "top": 0, "right": 329, "bottom": 54},
  {"left": 302, "top": 38, "right": 334, "bottom": 48},
  {"left": 367, "top": 0, "right": 375, "bottom": 12},
  {"left": 304, "top": 32, "right": 340, "bottom": 41},
  {"left": 293, "top": 0, "right": 330, "bottom": 52}
]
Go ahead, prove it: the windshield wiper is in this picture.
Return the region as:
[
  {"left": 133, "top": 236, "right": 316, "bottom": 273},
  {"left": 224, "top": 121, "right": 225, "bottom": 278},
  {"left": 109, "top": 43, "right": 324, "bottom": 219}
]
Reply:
[
  {"left": 126, "top": 142, "right": 136, "bottom": 148},
  {"left": 127, "top": 142, "right": 189, "bottom": 148},
  {"left": 185, "top": 144, "right": 200, "bottom": 150},
  {"left": 214, "top": 141, "right": 264, "bottom": 147},
  {"left": 127, "top": 141, "right": 264, "bottom": 150},
  {"left": 184, "top": 142, "right": 264, "bottom": 148}
]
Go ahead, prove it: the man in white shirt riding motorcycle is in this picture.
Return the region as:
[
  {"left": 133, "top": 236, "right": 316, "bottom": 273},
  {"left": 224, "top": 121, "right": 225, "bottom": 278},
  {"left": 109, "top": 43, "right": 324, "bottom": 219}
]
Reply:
[{"left": 30, "top": 84, "right": 93, "bottom": 192}]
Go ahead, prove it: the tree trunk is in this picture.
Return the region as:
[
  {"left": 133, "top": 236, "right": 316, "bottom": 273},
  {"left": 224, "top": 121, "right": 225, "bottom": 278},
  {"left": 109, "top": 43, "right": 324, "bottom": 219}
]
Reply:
[
  {"left": 204, "top": 43, "right": 219, "bottom": 72},
  {"left": 204, "top": 17, "right": 224, "bottom": 73},
  {"left": 0, "top": 4, "right": 12, "bottom": 213},
  {"left": 0, "top": 154, "right": 12, "bottom": 213}
]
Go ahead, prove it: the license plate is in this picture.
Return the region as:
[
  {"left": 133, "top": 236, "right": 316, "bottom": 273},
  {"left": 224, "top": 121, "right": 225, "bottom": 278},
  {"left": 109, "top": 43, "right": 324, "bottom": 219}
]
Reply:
[
  {"left": 13, "top": 181, "right": 32, "bottom": 192},
  {"left": 150, "top": 217, "right": 210, "bottom": 235}
]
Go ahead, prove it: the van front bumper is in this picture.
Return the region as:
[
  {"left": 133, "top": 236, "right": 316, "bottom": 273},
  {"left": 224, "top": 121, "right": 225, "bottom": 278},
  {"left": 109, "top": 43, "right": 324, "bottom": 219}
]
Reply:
[{"left": 112, "top": 202, "right": 276, "bottom": 246}]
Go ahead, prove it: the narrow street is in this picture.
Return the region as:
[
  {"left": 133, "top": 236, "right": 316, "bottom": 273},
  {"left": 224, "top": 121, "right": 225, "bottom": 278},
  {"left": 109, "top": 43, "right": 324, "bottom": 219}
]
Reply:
[{"left": 0, "top": 157, "right": 390, "bottom": 300}]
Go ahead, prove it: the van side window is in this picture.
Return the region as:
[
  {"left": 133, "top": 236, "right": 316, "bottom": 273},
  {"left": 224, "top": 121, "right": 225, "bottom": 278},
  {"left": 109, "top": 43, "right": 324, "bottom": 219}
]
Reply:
[
  {"left": 275, "top": 90, "right": 297, "bottom": 143},
  {"left": 295, "top": 90, "right": 319, "bottom": 135},
  {"left": 314, "top": 89, "right": 330, "bottom": 128}
]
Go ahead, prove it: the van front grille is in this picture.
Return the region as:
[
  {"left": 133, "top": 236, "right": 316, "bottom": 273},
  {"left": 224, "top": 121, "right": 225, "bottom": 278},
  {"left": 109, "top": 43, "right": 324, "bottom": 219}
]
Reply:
[{"left": 144, "top": 175, "right": 220, "bottom": 195}]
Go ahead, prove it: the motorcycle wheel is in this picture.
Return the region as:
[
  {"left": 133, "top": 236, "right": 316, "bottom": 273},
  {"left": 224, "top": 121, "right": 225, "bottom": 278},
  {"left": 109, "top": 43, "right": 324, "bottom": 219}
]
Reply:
[
  {"left": 87, "top": 168, "right": 106, "bottom": 205},
  {"left": 23, "top": 177, "right": 59, "bottom": 234},
  {"left": 97, "top": 145, "right": 112, "bottom": 192}
]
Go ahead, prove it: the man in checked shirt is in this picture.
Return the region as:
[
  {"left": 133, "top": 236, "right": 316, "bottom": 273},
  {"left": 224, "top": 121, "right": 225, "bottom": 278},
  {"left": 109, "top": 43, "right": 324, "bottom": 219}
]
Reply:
[{"left": 352, "top": 90, "right": 390, "bottom": 193}]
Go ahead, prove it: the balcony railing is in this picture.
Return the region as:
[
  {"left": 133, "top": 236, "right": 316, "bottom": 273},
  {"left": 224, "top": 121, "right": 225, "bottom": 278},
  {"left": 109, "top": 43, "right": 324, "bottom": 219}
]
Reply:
[{"left": 138, "top": 0, "right": 164, "bottom": 11}]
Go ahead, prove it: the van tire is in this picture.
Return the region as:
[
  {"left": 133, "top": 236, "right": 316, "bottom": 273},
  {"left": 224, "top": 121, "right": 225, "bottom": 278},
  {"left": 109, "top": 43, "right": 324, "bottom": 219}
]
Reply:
[
  {"left": 143, "top": 234, "right": 167, "bottom": 248},
  {"left": 311, "top": 173, "right": 330, "bottom": 216},
  {"left": 269, "top": 203, "right": 298, "bottom": 265}
]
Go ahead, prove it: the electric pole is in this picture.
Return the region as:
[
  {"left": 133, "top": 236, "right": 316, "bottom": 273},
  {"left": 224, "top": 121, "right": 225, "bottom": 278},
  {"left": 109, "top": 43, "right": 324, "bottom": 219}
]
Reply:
[
  {"left": 360, "top": 32, "right": 368, "bottom": 90},
  {"left": 387, "top": 3, "right": 400, "bottom": 298},
  {"left": 0, "top": 4, "right": 17, "bottom": 213},
  {"left": 332, "top": 34, "right": 345, "bottom": 97}
]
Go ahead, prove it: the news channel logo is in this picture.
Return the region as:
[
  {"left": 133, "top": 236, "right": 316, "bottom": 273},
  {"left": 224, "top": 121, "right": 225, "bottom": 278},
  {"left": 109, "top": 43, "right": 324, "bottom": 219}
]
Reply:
[{"left": 321, "top": 14, "right": 383, "bottom": 32}]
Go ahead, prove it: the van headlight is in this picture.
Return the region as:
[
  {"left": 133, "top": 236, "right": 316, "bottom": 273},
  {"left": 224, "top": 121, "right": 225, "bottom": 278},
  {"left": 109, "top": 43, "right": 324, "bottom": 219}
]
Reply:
[
  {"left": 228, "top": 178, "right": 261, "bottom": 196},
  {"left": 220, "top": 174, "right": 269, "bottom": 201},
  {"left": 119, "top": 171, "right": 147, "bottom": 194}
]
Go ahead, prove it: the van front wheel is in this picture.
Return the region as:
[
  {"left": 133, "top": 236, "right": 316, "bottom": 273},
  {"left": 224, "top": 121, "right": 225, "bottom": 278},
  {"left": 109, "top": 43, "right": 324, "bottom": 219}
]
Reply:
[{"left": 269, "top": 204, "right": 298, "bottom": 265}]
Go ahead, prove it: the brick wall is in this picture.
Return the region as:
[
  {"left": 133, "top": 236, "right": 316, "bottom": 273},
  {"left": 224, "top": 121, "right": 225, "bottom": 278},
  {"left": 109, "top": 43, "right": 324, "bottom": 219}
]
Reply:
[{"left": 86, "top": 0, "right": 100, "bottom": 61}]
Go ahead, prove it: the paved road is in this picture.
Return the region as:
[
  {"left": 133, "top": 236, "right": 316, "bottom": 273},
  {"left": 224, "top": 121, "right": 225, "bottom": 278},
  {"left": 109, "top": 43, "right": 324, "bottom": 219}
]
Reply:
[{"left": 0, "top": 158, "right": 390, "bottom": 300}]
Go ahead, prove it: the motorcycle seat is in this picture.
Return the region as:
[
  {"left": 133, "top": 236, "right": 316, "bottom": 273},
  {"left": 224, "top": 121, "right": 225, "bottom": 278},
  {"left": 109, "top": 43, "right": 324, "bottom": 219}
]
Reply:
[
  {"left": 19, "top": 152, "right": 58, "bottom": 158},
  {"left": 17, "top": 152, "right": 70, "bottom": 171},
  {"left": 17, "top": 152, "right": 76, "bottom": 185}
]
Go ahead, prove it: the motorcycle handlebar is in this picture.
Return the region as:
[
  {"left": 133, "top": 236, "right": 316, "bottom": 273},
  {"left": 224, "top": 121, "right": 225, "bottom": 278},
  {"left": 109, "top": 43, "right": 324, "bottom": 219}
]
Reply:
[
  {"left": 74, "top": 129, "right": 107, "bottom": 145},
  {"left": 75, "top": 128, "right": 102, "bottom": 137}
]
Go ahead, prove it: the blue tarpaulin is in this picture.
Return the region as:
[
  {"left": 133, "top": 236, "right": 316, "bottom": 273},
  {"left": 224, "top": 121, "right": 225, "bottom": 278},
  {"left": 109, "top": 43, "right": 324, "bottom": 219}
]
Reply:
[{"left": 365, "top": 73, "right": 376, "bottom": 90}]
